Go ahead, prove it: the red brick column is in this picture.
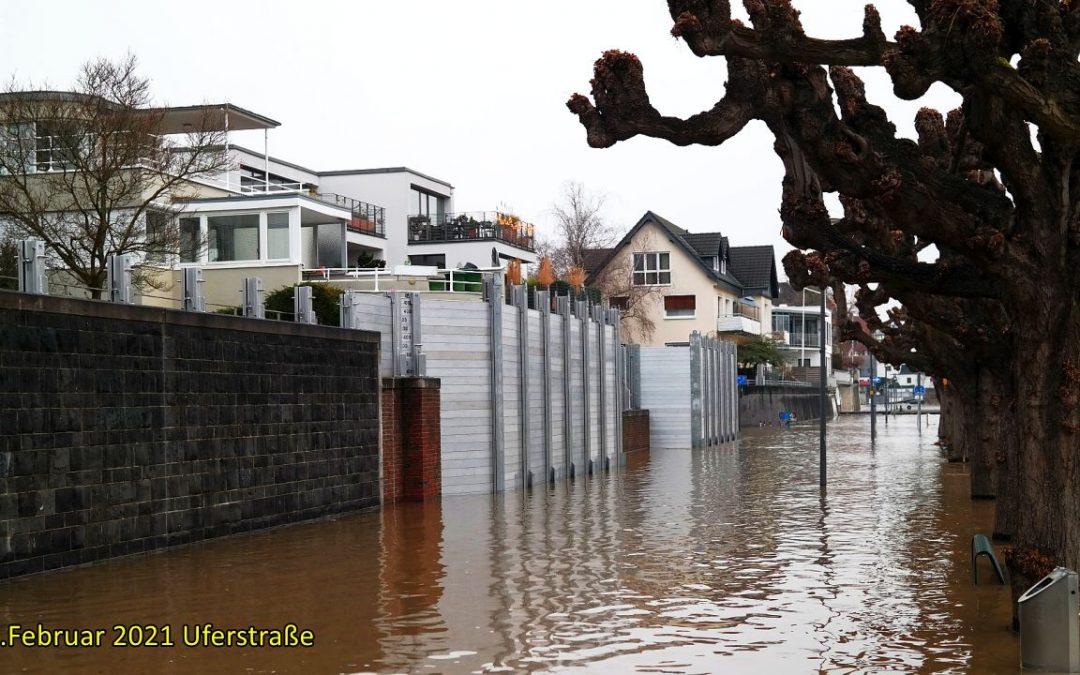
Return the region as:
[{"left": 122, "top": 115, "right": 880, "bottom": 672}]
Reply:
[
  {"left": 622, "top": 409, "right": 650, "bottom": 455},
  {"left": 382, "top": 377, "right": 442, "bottom": 504}
]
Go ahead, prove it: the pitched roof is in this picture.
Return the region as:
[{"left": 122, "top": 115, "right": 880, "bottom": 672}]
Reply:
[
  {"left": 581, "top": 248, "right": 612, "bottom": 274},
  {"left": 586, "top": 211, "right": 754, "bottom": 294},
  {"left": 683, "top": 232, "right": 724, "bottom": 258},
  {"left": 728, "top": 245, "right": 779, "bottom": 297}
]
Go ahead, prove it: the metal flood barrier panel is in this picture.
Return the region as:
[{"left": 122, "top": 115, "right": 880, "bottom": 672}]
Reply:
[
  {"left": 637, "top": 332, "right": 738, "bottom": 449},
  {"left": 364, "top": 280, "right": 623, "bottom": 495}
]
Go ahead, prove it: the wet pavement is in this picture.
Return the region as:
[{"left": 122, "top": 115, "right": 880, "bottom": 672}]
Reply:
[{"left": 0, "top": 415, "right": 1017, "bottom": 674}]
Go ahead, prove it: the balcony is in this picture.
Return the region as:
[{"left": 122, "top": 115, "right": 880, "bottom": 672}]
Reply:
[
  {"left": 213, "top": 176, "right": 386, "bottom": 238},
  {"left": 407, "top": 211, "right": 536, "bottom": 252},
  {"left": 717, "top": 302, "right": 761, "bottom": 336}
]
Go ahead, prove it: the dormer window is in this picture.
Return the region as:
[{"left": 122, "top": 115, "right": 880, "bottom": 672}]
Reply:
[{"left": 720, "top": 256, "right": 727, "bottom": 275}]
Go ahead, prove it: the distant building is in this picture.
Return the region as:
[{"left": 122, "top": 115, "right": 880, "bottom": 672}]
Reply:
[{"left": 584, "top": 211, "right": 778, "bottom": 346}]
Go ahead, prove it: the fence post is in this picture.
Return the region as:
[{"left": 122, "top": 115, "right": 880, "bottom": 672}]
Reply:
[
  {"left": 388, "top": 292, "right": 401, "bottom": 376},
  {"left": 294, "top": 285, "right": 315, "bottom": 324},
  {"left": 578, "top": 298, "right": 591, "bottom": 476},
  {"left": 515, "top": 284, "right": 531, "bottom": 490},
  {"left": 17, "top": 239, "right": 46, "bottom": 295},
  {"left": 488, "top": 274, "right": 505, "bottom": 492},
  {"left": 539, "top": 289, "right": 553, "bottom": 483},
  {"left": 242, "top": 277, "right": 264, "bottom": 318},
  {"left": 559, "top": 295, "right": 573, "bottom": 479},
  {"left": 106, "top": 254, "right": 134, "bottom": 304},
  {"left": 690, "top": 331, "right": 703, "bottom": 448},
  {"left": 181, "top": 267, "right": 205, "bottom": 312}
]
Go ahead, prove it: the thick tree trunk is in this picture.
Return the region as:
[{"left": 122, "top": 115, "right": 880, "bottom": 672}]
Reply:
[
  {"left": 970, "top": 367, "right": 1004, "bottom": 500},
  {"left": 937, "top": 381, "right": 968, "bottom": 463}
]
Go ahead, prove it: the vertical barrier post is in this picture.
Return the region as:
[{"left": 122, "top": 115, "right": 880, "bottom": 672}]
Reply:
[
  {"left": 612, "top": 308, "right": 623, "bottom": 466},
  {"left": 596, "top": 304, "right": 608, "bottom": 472},
  {"left": 515, "top": 284, "right": 531, "bottom": 490},
  {"left": 181, "top": 267, "right": 205, "bottom": 312},
  {"left": 488, "top": 275, "right": 505, "bottom": 492},
  {"left": 242, "top": 277, "right": 264, "bottom": 318},
  {"left": 410, "top": 292, "right": 425, "bottom": 377},
  {"left": 388, "top": 292, "right": 401, "bottom": 376},
  {"left": 690, "top": 331, "right": 703, "bottom": 448},
  {"left": 294, "top": 285, "right": 315, "bottom": 324},
  {"left": 540, "top": 289, "right": 553, "bottom": 482},
  {"left": 17, "top": 239, "right": 46, "bottom": 295},
  {"left": 340, "top": 289, "right": 359, "bottom": 329},
  {"left": 106, "top": 254, "right": 134, "bottom": 304},
  {"left": 559, "top": 295, "right": 573, "bottom": 478},
  {"left": 578, "top": 298, "right": 591, "bottom": 476}
]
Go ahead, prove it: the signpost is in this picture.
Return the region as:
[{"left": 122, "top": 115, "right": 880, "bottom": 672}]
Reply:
[{"left": 915, "top": 374, "right": 924, "bottom": 431}]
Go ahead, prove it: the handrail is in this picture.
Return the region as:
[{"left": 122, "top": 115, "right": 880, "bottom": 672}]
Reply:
[{"left": 303, "top": 265, "right": 504, "bottom": 292}]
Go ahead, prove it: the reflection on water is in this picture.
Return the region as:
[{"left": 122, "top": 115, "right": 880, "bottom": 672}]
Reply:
[{"left": 0, "top": 416, "right": 1017, "bottom": 673}]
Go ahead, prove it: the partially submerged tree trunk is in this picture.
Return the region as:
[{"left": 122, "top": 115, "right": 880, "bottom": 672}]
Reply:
[{"left": 568, "top": 1, "right": 1080, "bottom": 590}]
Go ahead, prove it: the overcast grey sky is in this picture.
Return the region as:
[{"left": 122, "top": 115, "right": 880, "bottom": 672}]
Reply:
[{"left": 0, "top": 1, "right": 958, "bottom": 278}]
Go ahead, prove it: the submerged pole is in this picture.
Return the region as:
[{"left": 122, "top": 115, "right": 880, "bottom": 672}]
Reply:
[{"left": 819, "top": 286, "right": 827, "bottom": 490}]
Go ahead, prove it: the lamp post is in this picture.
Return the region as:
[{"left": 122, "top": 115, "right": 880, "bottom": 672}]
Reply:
[
  {"left": 801, "top": 286, "right": 828, "bottom": 490},
  {"left": 884, "top": 364, "right": 891, "bottom": 425}
]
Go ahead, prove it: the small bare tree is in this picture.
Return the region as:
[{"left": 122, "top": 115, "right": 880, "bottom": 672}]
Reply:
[
  {"left": 589, "top": 230, "right": 663, "bottom": 342},
  {"left": 548, "top": 180, "right": 618, "bottom": 274},
  {"left": 0, "top": 54, "right": 228, "bottom": 297}
]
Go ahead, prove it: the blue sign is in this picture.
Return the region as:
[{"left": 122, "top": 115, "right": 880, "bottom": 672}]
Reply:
[
  {"left": 914, "top": 385, "right": 926, "bottom": 395},
  {"left": 737, "top": 375, "right": 748, "bottom": 386},
  {"left": 872, "top": 377, "right": 882, "bottom": 385}
]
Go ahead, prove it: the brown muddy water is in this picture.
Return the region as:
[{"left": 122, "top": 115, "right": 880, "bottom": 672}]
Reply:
[{"left": 0, "top": 415, "right": 1017, "bottom": 674}]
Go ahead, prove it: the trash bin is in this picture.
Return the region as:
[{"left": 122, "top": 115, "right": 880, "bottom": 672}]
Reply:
[{"left": 1018, "top": 567, "right": 1080, "bottom": 672}]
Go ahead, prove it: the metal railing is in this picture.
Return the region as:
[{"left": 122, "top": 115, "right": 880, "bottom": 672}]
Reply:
[
  {"left": 303, "top": 265, "right": 502, "bottom": 292},
  {"left": 407, "top": 211, "right": 536, "bottom": 251}
]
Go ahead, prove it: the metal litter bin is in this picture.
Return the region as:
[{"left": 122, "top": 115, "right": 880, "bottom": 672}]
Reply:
[{"left": 1018, "top": 567, "right": 1080, "bottom": 672}]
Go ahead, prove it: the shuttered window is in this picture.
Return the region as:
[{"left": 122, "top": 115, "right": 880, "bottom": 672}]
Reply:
[{"left": 664, "top": 294, "right": 696, "bottom": 318}]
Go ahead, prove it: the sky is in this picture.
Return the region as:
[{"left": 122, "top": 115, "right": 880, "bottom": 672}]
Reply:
[{"left": 0, "top": 0, "right": 960, "bottom": 280}]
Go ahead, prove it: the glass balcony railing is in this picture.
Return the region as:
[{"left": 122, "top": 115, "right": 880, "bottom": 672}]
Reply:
[{"left": 407, "top": 211, "right": 536, "bottom": 251}]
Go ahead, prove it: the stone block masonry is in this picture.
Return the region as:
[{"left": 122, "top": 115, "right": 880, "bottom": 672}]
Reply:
[{"left": 0, "top": 290, "right": 381, "bottom": 580}]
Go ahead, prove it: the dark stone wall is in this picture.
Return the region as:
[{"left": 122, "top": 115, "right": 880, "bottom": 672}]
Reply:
[
  {"left": 738, "top": 384, "right": 829, "bottom": 428},
  {"left": 0, "top": 290, "right": 381, "bottom": 579}
]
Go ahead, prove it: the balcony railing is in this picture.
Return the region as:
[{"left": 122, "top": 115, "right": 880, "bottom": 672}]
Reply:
[
  {"left": 732, "top": 303, "right": 759, "bottom": 321},
  {"left": 784, "top": 332, "right": 823, "bottom": 348},
  {"left": 407, "top": 211, "right": 536, "bottom": 251}
]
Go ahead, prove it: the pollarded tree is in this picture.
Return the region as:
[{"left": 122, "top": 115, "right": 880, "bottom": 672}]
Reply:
[{"left": 569, "top": 0, "right": 1080, "bottom": 597}]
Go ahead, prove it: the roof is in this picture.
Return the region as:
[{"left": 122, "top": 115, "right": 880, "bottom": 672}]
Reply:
[
  {"left": 585, "top": 211, "right": 778, "bottom": 298},
  {"left": 728, "top": 245, "right": 779, "bottom": 297},
  {"left": 0, "top": 91, "right": 280, "bottom": 132},
  {"left": 317, "top": 166, "right": 454, "bottom": 190},
  {"left": 581, "top": 248, "right": 612, "bottom": 274}
]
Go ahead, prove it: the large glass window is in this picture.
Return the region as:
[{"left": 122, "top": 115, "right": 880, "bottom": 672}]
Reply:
[
  {"left": 267, "top": 212, "right": 290, "bottom": 259},
  {"left": 208, "top": 214, "right": 259, "bottom": 262},
  {"left": 179, "top": 217, "right": 200, "bottom": 263},
  {"left": 410, "top": 187, "right": 446, "bottom": 219},
  {"left": 632, "top": 252, "right": 671, "bottom": 286}
]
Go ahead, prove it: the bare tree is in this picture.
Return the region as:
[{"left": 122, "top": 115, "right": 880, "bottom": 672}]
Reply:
[
  {"left": 589, "top": 230, "right": 663, "bottom": 342},
  {"left": 548, "top": 180, "right": 619, "bottom": 274},
  {"left": 0, "top": 54, "right": 228, "bottom": 297}
]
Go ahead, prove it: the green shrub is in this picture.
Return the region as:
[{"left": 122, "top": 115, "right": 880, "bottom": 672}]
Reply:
[{"left": 264, "top": 283, "right": 345, "bottom": 326}]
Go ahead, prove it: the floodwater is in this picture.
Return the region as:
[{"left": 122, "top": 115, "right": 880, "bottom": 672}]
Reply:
[{"left": 0, "top": 415, "right": 1018, "bottom": 674}]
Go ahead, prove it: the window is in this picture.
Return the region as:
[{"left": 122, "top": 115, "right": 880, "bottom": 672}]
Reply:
[
  {"left": 632, "top": 252, "right": 670, "bottom": 285},
  {"left": 144, "top": 211, "right": 171, "bottom": 262},
  {"left": 267, "top": 212, "right": 290, "bottom": 259},
  {"left": 408, "top": 254, "right": 445, "bottom": 268},
  {"left": 720, "top": 257, "right": 727, "bottom": 275},
  {"left": 179, "top": 218, "right": 200, "bottom": 262},
  {"left": 664, "top": 294, "right": 696, "bottom": 318},
  {"left": 609, "top": 296, "right": 629, "bottom": 310},
  {"left": 410, "top": 187, "right": 446, "bottom": 220},
  {"left": 208, "top": 214, "right": 259, "bottom": 262}
]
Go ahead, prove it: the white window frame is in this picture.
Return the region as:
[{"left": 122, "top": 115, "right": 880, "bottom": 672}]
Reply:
[
  {"left": 664, "top": 294, "right": 697, "bottom": 320},
  {"left": 632, "top": 251, "right": 671, "bottom": 286}
]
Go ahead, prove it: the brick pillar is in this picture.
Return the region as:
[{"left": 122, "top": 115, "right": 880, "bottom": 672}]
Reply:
[{"left": 382, "top": 377, "right": 441, "bottom": 503}]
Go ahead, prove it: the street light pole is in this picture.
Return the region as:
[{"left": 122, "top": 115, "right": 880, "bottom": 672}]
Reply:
[
  {"left": 818, "top": 285, "right": 827, "bottom": 490},
  {"left": 870, "top": 350, "right": 877, "bottom": 442},
  {"left": 917, "top": 371, "right": 923, "bottom": 432}
]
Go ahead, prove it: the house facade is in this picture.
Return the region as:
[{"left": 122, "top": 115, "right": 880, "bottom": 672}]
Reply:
[
  {"left": 0, "top": 93, "right": 537, "bottom": 307},
  {"left": 585, "top": 211, "right": 779, "bottom": 346}
]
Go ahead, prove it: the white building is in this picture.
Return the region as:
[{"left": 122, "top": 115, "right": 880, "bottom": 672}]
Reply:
[{"left": 770, "top": 304, "right": 833, "bottom": 372}]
